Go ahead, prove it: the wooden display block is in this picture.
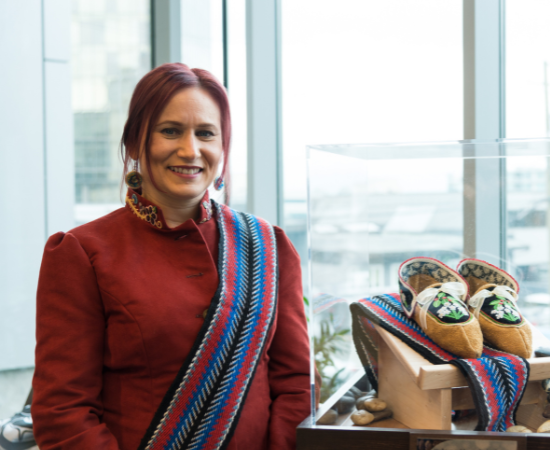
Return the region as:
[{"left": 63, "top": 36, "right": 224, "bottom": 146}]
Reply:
[
  {"left": 297, "top": 322, "right": 550, "bottom": 450},
  {"left": 374, "top": 323, "right": 550, "bottom": 430}
]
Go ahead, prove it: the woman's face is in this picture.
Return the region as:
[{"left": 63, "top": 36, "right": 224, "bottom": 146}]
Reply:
[{"left": 140, "top": 87, "right": 223, "bottom": 205}]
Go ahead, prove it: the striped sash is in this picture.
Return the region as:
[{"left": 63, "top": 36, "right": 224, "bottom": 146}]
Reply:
[
  {"left": 138, "top": 202, "right": 278, "bottom": 450},
  {"left": 350, "top": 294, "right": 529, "bottom": 432}
]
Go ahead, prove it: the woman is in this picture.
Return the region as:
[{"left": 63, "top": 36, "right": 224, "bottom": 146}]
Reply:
[{"left": 32, "top": 63, "right": 311, "bottom": 450}]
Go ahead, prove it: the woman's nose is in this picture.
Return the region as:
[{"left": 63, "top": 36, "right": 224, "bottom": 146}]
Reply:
[{"left": 177, "top": 133, "right": 200, "bottom": 159}]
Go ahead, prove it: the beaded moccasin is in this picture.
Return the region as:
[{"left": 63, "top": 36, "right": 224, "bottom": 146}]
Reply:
[
  {"left": 456, "top": 258, "right": 533, "bottom": 359},
  {"left": 398, "top": 257, "right": 483, "bottom": 359}
]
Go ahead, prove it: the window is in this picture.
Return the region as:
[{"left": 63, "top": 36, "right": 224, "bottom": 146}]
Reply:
[
  {"left": 72, "top": 0, "right": 151, "bottom": 224},
  {"left": 282, "top": 0, "right": 463, "bottom": 283},
  {"left": 506, "top": 0, "right": 550, "bottom": 139},
  {"left": 506, "top": 0, "right": 550, "bottom": 334}
]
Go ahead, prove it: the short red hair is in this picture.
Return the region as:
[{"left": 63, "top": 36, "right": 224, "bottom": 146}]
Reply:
[{"left": 121, "top": 63, "right": 231, "bottom": 201}]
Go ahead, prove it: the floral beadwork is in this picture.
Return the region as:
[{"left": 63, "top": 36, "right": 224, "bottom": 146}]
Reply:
[
  {"left": 433, "top": 292, "right": 469, "bottom": 321},
  {"left": 488, "top": 295, "right": 521, "bottom": 322},
  {"left": 126, "top": 195, "right": 163, "bottom": 229}
]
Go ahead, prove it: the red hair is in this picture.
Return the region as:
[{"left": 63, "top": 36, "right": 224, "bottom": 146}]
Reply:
[{"left": 121, "top": 63, "right": 231, "bottom": 202}]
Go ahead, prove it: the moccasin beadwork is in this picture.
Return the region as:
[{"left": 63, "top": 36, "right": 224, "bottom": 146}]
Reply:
[
  {"left": 398, "top": 257, "right": 483, "bottom": 359},
  {"left": 457, "top": 258, "right": 533, "bottom": 359}
]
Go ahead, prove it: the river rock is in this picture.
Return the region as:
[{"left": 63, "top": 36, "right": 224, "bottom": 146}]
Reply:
[
  {"left": 371, "top": 409, "right": 392, "bottom": 422},
  {"left": 350, "top": 408, "right": 392, "bottom": 426},
  {"left": 364, "top": 398, "right": 387, "bottom": 412},
  {"left": 537, "top": 420, "right": 550, "bottom": 433},
  {"left": 355, "top": 394, "right": 375, "bottom": 410},
  {"left": 336, "top": 394, "right": 355, "bottom": 414},
  {"left": 350, "top": 410, "right": 374, "bottom": 425},
  {"left": 317, "top": 409, "right": 338, "bottom": 425},
  {"left": 506, "top": 425, "right": 532, "bottom": 433}
]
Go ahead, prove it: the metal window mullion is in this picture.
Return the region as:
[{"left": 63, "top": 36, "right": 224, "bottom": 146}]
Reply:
[
  {"left": 151, "top": 0, "right": 181, "bottom": 67},
  {"left": 463, "top": 0, "right": 506, "bottom": 266},
  {"left": 245, "top": 0, "right": 283, "bottom": 226}
]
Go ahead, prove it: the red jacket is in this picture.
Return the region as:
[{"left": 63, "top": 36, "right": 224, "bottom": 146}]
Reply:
[{"left": 32, "top": 190, "right": 311, "bottom": 450}]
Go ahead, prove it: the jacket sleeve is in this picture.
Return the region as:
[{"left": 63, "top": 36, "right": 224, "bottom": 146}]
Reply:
[
  {"left": 32, "top": 232, "right": 120, "bottom": 450},
  {"left": 268, "top": 227, "right": 311, "bottom": 450}
]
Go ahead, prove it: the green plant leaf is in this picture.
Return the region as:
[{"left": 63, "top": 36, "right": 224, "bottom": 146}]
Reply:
[
  {"left": 448, "top": 310, "right": 465, "bottom": 320},
  {"left": 503, "top": 312, "right": 518, "bottom": 322}
]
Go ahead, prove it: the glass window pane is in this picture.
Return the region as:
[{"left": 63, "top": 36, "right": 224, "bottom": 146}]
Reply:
[
  {"left": 72, "top": 0, "right": 151, "bottom": 224},
  {"left": 226, "top": 0, "right": 247, "bottom": 211},
  {"left": 180, "top": 0, "right": 225, "bottom": 83},
  {"left": 506, "top": 156, "right": 550, "bottom": 338},
  {"left": 506, "top": 0, "right": 550, "bottom": 138},
  {"left": 282, "top": 0, "right": 463, "bottom": 283},
  {"left": 505, "top": 1, "right": 550, "bottom": 337}
]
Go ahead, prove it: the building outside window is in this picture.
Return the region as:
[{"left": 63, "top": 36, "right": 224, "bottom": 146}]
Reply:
[{"left": 72, "top": 0, "right": 151, "bottom": 224}]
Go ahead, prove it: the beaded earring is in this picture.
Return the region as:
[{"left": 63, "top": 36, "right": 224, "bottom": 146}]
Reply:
[
  {"left": 214, "top": 176, "right": 224, "bottom": 191},
  {"left": 125, "top": 160, "right": 143, "bottom": 189}
]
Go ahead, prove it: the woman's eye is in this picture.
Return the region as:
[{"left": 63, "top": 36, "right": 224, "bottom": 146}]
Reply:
[
  {"left": 161, "top": 128, "right": 180, "bottom": 136},
  {"left": 197, "top": 130, "right": 215, "bottom": 138}
]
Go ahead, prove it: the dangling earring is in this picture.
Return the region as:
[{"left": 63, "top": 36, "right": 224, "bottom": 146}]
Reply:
[
  {"left": 125, "top": 160, "right": 143, "bottom": 189},
  {"left": 214, "top": 176, "right": 224, "bottom": 191}
]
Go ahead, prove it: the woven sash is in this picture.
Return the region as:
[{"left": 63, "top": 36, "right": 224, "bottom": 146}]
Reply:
[
  {"left": 350, "top": 294, "right": 529, "bottom": 432},
  {"left": 138, "top": 202, "right": 278, "bottom": 450}
]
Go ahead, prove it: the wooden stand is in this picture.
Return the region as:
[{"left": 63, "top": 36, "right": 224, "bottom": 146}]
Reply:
[
  {"left": 375, "top": 323, "right": 550, "bottom": 431},
  {"left": 297, "top": 323, "right": 550, "bottom": 450}
]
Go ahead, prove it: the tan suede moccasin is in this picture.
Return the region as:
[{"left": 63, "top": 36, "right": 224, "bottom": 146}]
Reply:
[
  {"left": 398, "top": 257, "right": 483, "bottom": 359},
  {"left": 456, "top": 258, "right": 533, "bottom": 359}
]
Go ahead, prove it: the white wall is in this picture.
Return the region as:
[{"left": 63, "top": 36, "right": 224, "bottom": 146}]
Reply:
[{"left": 0, "top": 0, "right": 73, "bottom": 371}]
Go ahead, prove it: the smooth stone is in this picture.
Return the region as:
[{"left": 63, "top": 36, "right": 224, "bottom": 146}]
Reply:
[
  {"left": 336, "top": 394, "right": 355, "bottom": 414},
  {"left": 317, "top": 409, "right": 338, "bottom": 425},
  {"left": 355, "top": 394, "right": 375, "bottom": 410},
  {"left": 543, "top": 404, "right": 550, "bottom": 419},
  {"left": 371, "top": 409, "right": 392, "bottom": 422},
  {"left": 364, "top": 398, "right": 387, "bottom": 412},
  {"left": 507, "top": 425, "right": 532, "bottom": 433},
  {"left": 537, "top": 420, "right": 550, "bottom": 433},
  {"left": 350, "top": 410, "right": 374, "bottom": 425}
]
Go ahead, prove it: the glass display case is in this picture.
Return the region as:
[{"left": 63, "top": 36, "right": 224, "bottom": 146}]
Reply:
[{"left": 299, "top": 139, "right": 550, "bottom": 449}]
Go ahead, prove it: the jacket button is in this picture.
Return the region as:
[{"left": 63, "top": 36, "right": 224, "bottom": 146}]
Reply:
[{"left": 202, "top": 309, "right": 208, "bottom": 319}]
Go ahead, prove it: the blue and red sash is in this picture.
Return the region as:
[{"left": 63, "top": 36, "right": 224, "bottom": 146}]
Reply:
[
  {"left": 350, "top": 294, "right": 529, "bottom": 432},
  {"left": 138, "top": 202, "right": 278, "bottom": 450}
]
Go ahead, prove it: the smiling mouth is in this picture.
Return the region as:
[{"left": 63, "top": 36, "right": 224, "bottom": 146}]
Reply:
[{"left": 169, "top": 167, "right": 203, "bottom": 175}]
